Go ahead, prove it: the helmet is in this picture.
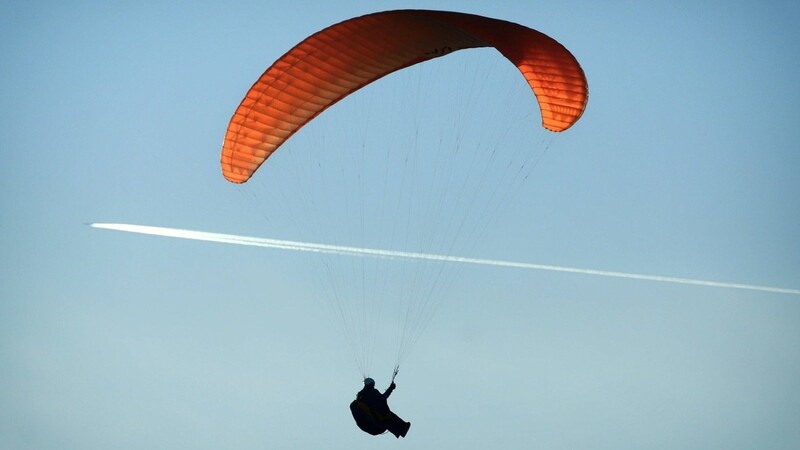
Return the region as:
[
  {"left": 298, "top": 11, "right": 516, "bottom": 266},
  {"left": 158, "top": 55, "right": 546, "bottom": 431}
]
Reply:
[{"left": 364, "top": 377, "right": 375, "bottom": 387}]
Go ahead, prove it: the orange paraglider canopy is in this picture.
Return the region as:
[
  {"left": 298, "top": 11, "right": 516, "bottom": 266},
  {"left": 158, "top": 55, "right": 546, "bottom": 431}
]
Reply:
[{"left": 221, "top": 9, "right": 588, "bottom": 184}]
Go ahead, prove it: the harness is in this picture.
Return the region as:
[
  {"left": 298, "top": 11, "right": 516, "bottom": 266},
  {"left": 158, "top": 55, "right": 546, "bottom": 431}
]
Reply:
[{"left": 350, "top": 398, "right": 387, "bottom": 435}]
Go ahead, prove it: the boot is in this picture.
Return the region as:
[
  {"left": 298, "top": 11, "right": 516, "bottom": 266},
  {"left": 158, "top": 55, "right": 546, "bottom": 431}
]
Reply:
[{"left": 399, "top": 421, "right": 411, "bottom": 437}]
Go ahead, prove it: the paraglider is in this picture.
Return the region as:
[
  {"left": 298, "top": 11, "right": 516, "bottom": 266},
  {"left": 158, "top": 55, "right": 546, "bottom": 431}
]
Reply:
[
  {"left": 350, "top": 369, "right": 410, "bottom": 438},
  {"left": 221, "top": 9, "right": 588, "bottom": 184},
  {"left": 220, "top": 9, "right": 587, "bottom": 437}
]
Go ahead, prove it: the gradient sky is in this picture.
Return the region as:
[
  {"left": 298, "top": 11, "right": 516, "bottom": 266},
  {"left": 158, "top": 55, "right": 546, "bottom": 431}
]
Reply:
[{"left": 2, "top": 1, "right": 799, "bottom": 449}]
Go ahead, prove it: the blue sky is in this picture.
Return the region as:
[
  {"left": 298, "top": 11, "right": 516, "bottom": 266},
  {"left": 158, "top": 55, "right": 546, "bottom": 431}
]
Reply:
[{"left": 2, "top": 1, "right": 799, "bottom": 449}]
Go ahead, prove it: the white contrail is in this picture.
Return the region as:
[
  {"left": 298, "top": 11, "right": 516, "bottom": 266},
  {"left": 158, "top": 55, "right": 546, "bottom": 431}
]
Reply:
[{"left": 90, "top": 223, "right": 800, "bottom": 296}]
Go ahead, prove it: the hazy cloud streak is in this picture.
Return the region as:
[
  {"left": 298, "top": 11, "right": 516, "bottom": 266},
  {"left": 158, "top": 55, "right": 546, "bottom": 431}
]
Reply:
[{"left": 91, "top": 223, "right": 800, "bottom": 296}]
